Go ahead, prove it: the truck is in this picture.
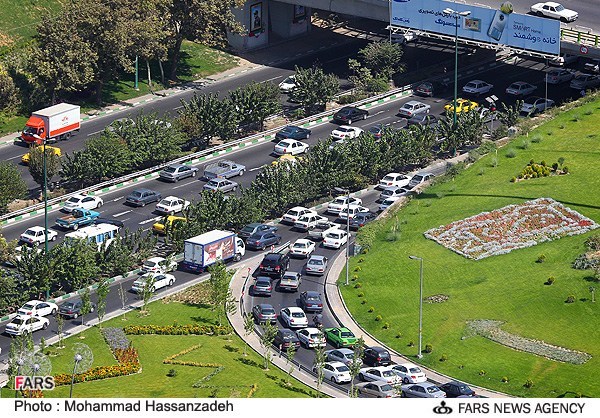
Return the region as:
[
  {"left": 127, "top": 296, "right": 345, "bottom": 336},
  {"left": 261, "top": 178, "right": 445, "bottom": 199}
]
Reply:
[
  {"left": 56, "top": 208, "right": 100, "bottom": 230},
  {"left": 20, "top": 103, "right": 80, "bottom": 145},
  {"left": 182, "top": 230, "right": 245, "bottom": 273},
  {"left": 203, "top": 160, "right": 246, "bottom": 180}
]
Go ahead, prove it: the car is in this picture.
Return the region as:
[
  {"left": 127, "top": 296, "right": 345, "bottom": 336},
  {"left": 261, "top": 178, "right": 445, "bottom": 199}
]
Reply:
[
  {"left": 297, "top": 327, "right": 326, "bottom": 348},
  {"left": 462, "top": 80, "right": 493, "bottom": 95},
  {"left": 401, "top": 382, "right": 446, "bottom": 398},
  {"left": 131, "top": 273, "right": 176, "bottom": 294},
  {"left": 140, "top": 256, "right": 177, "bottom": 275},
  {"left": 245, "top": 231, "right": 282, "bottom": 250},
  {"left": 203, "top": 178, "right": 238, "bottom": 193},
  {"left": 392, "top": 362, "right": 427, "bottom": 384},
  {"left": 520, "top": 96, "right": 555, "bottom": 115},
  {"left": 289, "top": 239, "right": 316, "bottom": 258},
  {"left": 259, "top": 252, "right": 290, "bottom": 279},
  {"left": 349, "top": 212, "right": 377, "bottom": 230},
  {"left": 307, "top": 222, "right": 339, "bottom": 241},
  {"left": 252, "top": 276, "right": 273, "bottom": 297},
  {"left": 327, "top": 196, "right": 363, "bottom": 215},
  {"left": 155, "top": 196, "right": 190, "bottom": 215},
  {"left": 439, "top": 380, "right": 477, "bottom": 398},
  {"left": 323, "top": 229, "right": 348, "bottom": 249},
  {"left": 331, "top": 125, "right": 363, "bottom": 141},
  {"left": 315, "top": 361, "right": 352, "bottom": 384},
  {"left": 305, "top": 255, "right": 328, "bottom": 276},
  {"left": 406, "top": 114, "right": 439, "bottom": 127},
  {"left": 58, "top": 299, "right": 96, "bottom": 319},
  {"left": 359, "top": 366, "right": 402, "bottom": 385},
  {"left": 19, "top": 226, "right": 57, "bottom": 245},
  {"left": 332, "top": 106, "right": 368, "bottom": 124},
  {"left": 530, "top": 2, "right": 578, "bottom": 22},
  {"left": 299, "top": 290, "right": 323, "bottom": 313},
  {"left": 379, "top": 196, "right": 401, "bottom": 211},
  {"left": 94, "top": 217, "right": 125, "bottom": 228},
  {"left": 21, "top": 145, "right": 61, "bottom": 164},
  {"left": 325, "top": 348, "right": 361, "bottom": 366},
  {"left": 363, "top": 346, "right": 392, "bottom": 367},
  {"left": 357, "top": 381, "right": 398, "bottom": 398},
  {"left": 414, "top": 81, "right": 434, "bottom": 97},
  {"left": 279, "top": 307, "right": 308, "bottom": 328},
  {"left": 324, "top": 327, "right": 357, "bottom": 348},
  {"left": 4, "top": 315, "right": 49, "bottom": 336},
  {"left": 378, "top": 172, "right": 409, "bottom": 190},
  {"left": 126, "top": 188, "right": 162, "bottom": 207},
  {"left": 252, "top": 303, "right": 277, "bottom": 324},
  {"left": 398, "top": 100, "right": 431, "bottom": 118},
  {"left": 368, "top": 124, "right": 385, "bottom": 139},
  {"left": 569, "top": 73, "right": 600, "bottom": 90},
  {"left": 63, "top": 193, "right": 103, "bottom": 212},
  {"left": 408, "top": 172, "right": 435, "bottom": 189},
  {"left": 279, "top": 75, "right": 296, "bottom": 93},
  {"left": 275, "top": 125, "right": 311, "bottom": 141},
  {"left": 159, "top": 164, "right": 198, "bottom": 182},
  {"left": 281, "top": 207, "right": 316, "bottom": 224},
  {"left": 583, "top": 59, "right": 600, "bottom": 74},
  {"left": 278, "top": 271, "right": 302, "bottom": 292},
  {"left": 379, "top": 186, "right": 410, "bottom": 202},
  {"left": 17, "top": 300, "right": 58, "bottom": 317},
  {"left": 337, "top": 204, "right": 369, "bottom": 221},
  {"left": 549, "top": 53, "right": 579, "bottom": 67},
  {"left": 238, "top": 223, "right": 278, "bottom": 240},
  {"left": 544, "top": 69, "right": 574, "bottom": 84},
  {"left": 152, "top": 215, "right": 186, "bottom": 234},
  {"left": 273, "top": 139, "right": 309, "bottom": 156},
  {"left": 390, "top": 30, "right": 418, "bottom": 44},
  {"left": 294, "top": 214, "right": 329, "bottom": 231},
  {"left": 444, "top": 98, "right": 479, "bottom": 113},
  {"left": 505, "top": 81, "right": 537, "bottom": 96},
  {"left": 273, "top": 329, "right": 301, "bottom": 350}
]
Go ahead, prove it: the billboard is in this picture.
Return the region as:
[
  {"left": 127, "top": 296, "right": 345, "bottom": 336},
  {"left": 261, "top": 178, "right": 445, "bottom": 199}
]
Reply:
[{"left": 391, "top": 0, "right": 560, "bottom": 55}]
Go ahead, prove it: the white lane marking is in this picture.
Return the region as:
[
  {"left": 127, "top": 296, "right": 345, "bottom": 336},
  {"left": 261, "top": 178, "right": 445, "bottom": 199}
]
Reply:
[
  {"left": 113, "top": 210, "right": 131, "bottom": 217},
  {"left": 139, "top": 216, "right": 162, "bottom": 225},
  {"left": 249, "top": 166, "right": 263, "bottom": 172},
  {"left": 263, "top": 75, "right": 283, "bottom": 83},
  {"left": 87, "top": 130, "right": 103, "bottom": 137},
  {"left": 173, "top": 181, "right": 195, "bottom": 189},
  {"left": 7, "top": 155, "right": 22, "bottom": 161},
  {"left": 173, "top": 105, "right": 184, "bottom": 110},
  {"left": 112, "top": 196, "right": 124, "bottom": 202}
]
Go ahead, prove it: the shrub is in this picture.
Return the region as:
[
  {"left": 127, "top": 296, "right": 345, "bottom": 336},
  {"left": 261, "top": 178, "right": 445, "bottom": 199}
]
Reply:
[
  {"left": 524, "top": 379, "right": 534, "bottom": 388},
  {"left": 440, "top": 354, "right": 448, "bottom": 362},
  {"left": 558, "top": 124, "right": 565, "bottom": 129},
  {"left": 368, "top": 306, "right": 374, "bottom": 313},
  {"left": 536, "top": 254, "right": 546, "bottom": 263},
  {"left": 478, "top": 140, "right": 497, "bottom": 155},
  {"left": 552, "top": 162, "right": 559, "bottom": 171},
  {"left": 565, "top": 295, "right": 576, "bottom": 303},
  {"left": 375, "top": 315, "right": 383, "bottom": 322},
  {"left": 424, "top": 344, "right": 433, "bottom": 353},
  {"left": 585, "top": 234, "right": 600, "bottom": 251},
  {"left": 382, "top": 322, "right": 390, "bottom": 329},
  {"left": 479, "top": 370, "right": 486, "bottom": 376},
  {"left": 545, "top": 276, "right": 555, "bottom": 285},
  {"left": 408, "top": 341, "right": 415, "bottom": 347},
  {"left": 357, "top": 292, "right": 364, "bottom": 297},
  {"left": 361, "top": 299, "right": 367, "bottom": 304},
  {"left": 352, "top": 274, "right": 359, "bottom": 281},
  {"left": 520, "top": 139, "right": 530, "bottom": 149},
  {"left": 558, "top": 157, "right": 565, "bottom": 166},
  {"left": 354, "top": 282, "right": 362, "bottom": 289},
  {"left": 167, "top": 369, "right": 178, "bottom": 377},
  {"left": 531, "top": 134, "right": 542, "bottom": 143},
  {"left": 505, "top": 149, "right": 516, "bottom": 158},
  {"left": 358, "top": 257, "right": 365, "bottom": 263},
  {"left": 396, "top": 332, "right": 403, "bottom": 338},
  {"left": 354, "top": 266, "right": 362, "bottom": 272},
  {"left": 490, "top": 157, "right": 498, "bottom": 168},
  {"left": 467, "top": 150, "right": 480, "bottom": 163},
  {"left": 540, "top": 160, "right": 547, "bottom": 166},
  {"left": 562, "top": 166, "right": 569, "bottom": 174},
  {"left": 502, "top": 376, "right": 509, "bottom": 383},
  {"left": 510, "top": 177, "right": 517, "bottom": 183},
  {"left": 124, "top": 324, "right": 230, "bottom": 335},
  {"left": 478, "top": 167, "right": 485, "bottom": 176}
]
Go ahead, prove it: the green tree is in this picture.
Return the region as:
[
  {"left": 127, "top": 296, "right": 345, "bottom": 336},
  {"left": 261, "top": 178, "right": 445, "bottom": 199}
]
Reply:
[
  {"left": 0, "top": 65, "right": 21, "bottom": 114},
  {"left": 82, "top": 134, "right": 133, "bottom": 181},
  {"left": 0, "top": 234, "right": 18, "bottom": 265},
  {"left": 289, "top": 66, "right": 340, "bottom": 114},
  {"left": 27, "top": 145, "right": 62, "bottom": 191},
  {"left": 498, "top": 100, "right": 523, "bottom": 128},
  {"left": 52, "top": 240, "right": 100, "bottom": 293},
  {"left": 207, "top": 262, "right": 236, "bottom": 326},
  {"left": 285, "top": 341, "right": 297, "bottom": 385},
  {"left": 0, "top": 269, "right": 20, "bottom": 315},
  {"left": 259, "top": 321, "right": 277, "bottom": 370},
  {"left": 79, "top": 287, "right": 92, "bottom": 326},
  {"left": 229, "top": 82, "right": 281, "bottom": 131},
  {"left": 15, "top": 245, "right": 50, "bottom": 298},
  {"left": 357, "top": 41, "right": 405, "bottom": 80},
  {"left": 59, "top": 150, "right": 93, "bottom": 188},
  {"left": 140, "top": 274, "right": 155, "bottom": 315},
  {"left": 95, "top": 278, "right": 110, "bottom": 327},
  {"left": 0, "top": 161, "right": 26, "bottom": 215},
  {"left": 56, "top": 312, "right": 65, "bottom": 348},
  {"left": 348, "top": 337, "right": 365, "bottom": 398},
  {"left": 243, "top": 312, "right": 255, "bottom": 357},
  {"left": 314, "top": 336, "right": 327, "bottom": 398}
]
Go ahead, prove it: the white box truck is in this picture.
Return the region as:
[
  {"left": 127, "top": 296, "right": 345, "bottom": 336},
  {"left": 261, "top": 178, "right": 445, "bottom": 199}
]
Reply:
[
  {"left": 20, "top": 103, "right": 81, "bottom": 145},
  {"left": 182, "top": 230, "right": 245, "bottom": 273}
]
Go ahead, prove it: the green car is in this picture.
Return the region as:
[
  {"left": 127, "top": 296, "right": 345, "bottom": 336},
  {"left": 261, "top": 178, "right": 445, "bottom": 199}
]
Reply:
[{"left": 324, "top": 327, "right": 357, "bottom": 348}]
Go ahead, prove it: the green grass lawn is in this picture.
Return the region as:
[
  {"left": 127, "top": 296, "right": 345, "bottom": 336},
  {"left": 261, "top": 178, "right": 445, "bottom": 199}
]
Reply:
[{"left": 341, "top": 100, "right": 600, "bottom": 397}]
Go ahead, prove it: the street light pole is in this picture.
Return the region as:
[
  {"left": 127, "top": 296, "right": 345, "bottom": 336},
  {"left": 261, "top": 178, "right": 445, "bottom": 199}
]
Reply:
[
  {"left": 409, "top": 255, "right": 424, "bottom": 359},
  {"left": 34, "top": 123, "right": 50, "bottom": 300},
  {"left": 345, "top": 188, "right": 350, "bottom": 286}
]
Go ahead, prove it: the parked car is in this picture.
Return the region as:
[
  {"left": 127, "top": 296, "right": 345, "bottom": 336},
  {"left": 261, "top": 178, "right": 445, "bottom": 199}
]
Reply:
[
  {"left": 273, "top": 329, "right": 301, "bottom": 350},
  {"left": 349, "top": 212, "right": 377, "bottom": 230},
  {"left": 520, "top": 96, "right": 555, "bottom": 115},
  {"left": 279, "top": 307, "right": 308, "bottom": 328},
  {"left": 324, "top": 327, "right": 357, "bottom": 348},
  {"left": 438, "top": 380, "right": 476, "bottom": 398},
  {"left": 392, "top": 363, "right": 427, "bottom": 384},
  {"left": 549, "top": 53, "right": 579, "bottom": 66},
  {"left": 359, "top": 366, "right": 402, "bottom": 385},
  {"left": 379, "top": 186, "right": 410, "bottom": 201},
  {"left": 4, "top": 315, "right": 49, "bottom": 336},
  {"left": 305, "top": 255, "right": 328, "bottom": 276},
  {"left": 297, "top": 327, "right": 326, "bottom": 348},
  {"left": 203, "top": 178, "right": 238, "bottom": 193},
  {"left": 401, "top": 382, "right": 446, "bottom": 398},
  {"left": 252, "top": 303, "right": 277, "bottom": 324},
  {"left": 462, "top": 80, "right": 493, "bottom": 95},
  {"left": 275, "top": 125, "right": 311, "bottom": 141},
  {"left": 131, "top": 273, "right": 176, "bottom": 294},
  {"left": 126, "top": 188, "right": 162, "bottom": 207},
  {"left": 17, "top": 300, "right": 58, "bottom": 317},
  {"left": 444, "top": 98, "right": 479, "bottom": 113},
  {"left": 252, "top": 276, "right": 273, "bottom": 297},
  {"left": 408, "top": 172, "right": 435, "bottom": 188},
  {"left": 379, "top": 196, "right": 401, "bottom": 211},
  {"left": 569, "top": 73, "right": 600, "bottom": 90},
  {"left": 331, "top": 125, "right": 363, "bottom": 141},
  {"left": 282, "top": 207, "right": 316, "bottom": 224},
  {"left": 414, "top": 81, "right": 434, "bottom": 97},
  {"left": 274, "top": 139, "right": 309, "bottom": 156},
  {"left": 299, "top": 290, "right": 323, "bottom": 313},
  {"left": 289, "top": 238, "right": 316, "bottom": 258},
  {"left": 332, "top": 106, "right": 369, "bottom": 124},
  {"left": 279, "top": 75, "right": 296, "bottom": 93},
  {"left": 398, "top": 100, "right": 431, "bottom": 118},
  {"left": 59, "top": 299, "right": 96, "bottom": 319},
  {"left": 140, "top": 256, "right": 177, "bottom": 275},
  {"left": 325, "top": 348, "right": 361, "bottom": 366},
  {"left": 155, "top": 196, "right": 190, "bottom": 215},
  {"left": 19, "top": 226, "right": 57, "bottom": 245},
  {"left": 278, "top": 271, "right": 302, "bottom": 292},
  {"left": 316, "top": 362, "right": 352, "bottom": 384},
  {"left": 357, "top": 381, "right": 398, "bottom": 398},
  {"left": 363, "top": 346, "right": 392, "bottom": 367},
  {"left": 294, "top": 214, "right": 329, "bottom": 231},
  {"left": 63, "top": 193, "right": 103, "bottom": 212},
  {"left": 327, "top": 196, "right": 363, "bottom": 215},
  {"left": 378, "top": 172, "right": 410, "bottom": 189},
  {"left": 545, "top": 69, "right": 574, "bottom": 84},
  {"left": 323, "top": 229, "right": 348, "bottom": 249},
  {"left": 406, "top": 114, "right": 438, "bottom": 127},
  {"left": 259, "top": 252, "right": 290, "bottom": 279},
  {"left": 159, "top": 164, "right": 198, "bottom": 182},
  {"left": 530, "top": 2, "right": 578, "bottom": 22},
  {"left": 505, "top": 81, "right": 537, "bottom": 96},
  {"left": 238, "top": 223, "right": 278, "bottom": 240}
]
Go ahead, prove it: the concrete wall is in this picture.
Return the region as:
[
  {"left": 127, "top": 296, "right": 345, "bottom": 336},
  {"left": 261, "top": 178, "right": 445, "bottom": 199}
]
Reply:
[
  {"left": 228, "top": 2, "right": 270, "bottom": 50},
  {"left": 270, "top": 2, "right": 311, "bottom": 38},
  {"left": 275, "top": 0, "right": 389, "bottom": 21}
]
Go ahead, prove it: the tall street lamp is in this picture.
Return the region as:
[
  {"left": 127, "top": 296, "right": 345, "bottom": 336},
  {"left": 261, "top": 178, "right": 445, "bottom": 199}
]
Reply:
[
  {"left": 33, "top": 121, "right": 50, "bottom": 299},
  {"left": 409, "top": 255, "right": 424, "bottom": 359},
  {"left": 334, "top": 187, "right": 351, "bottom": 286},
  {"left": 443, "top": 8, "right": 471, "bottom": 129}
]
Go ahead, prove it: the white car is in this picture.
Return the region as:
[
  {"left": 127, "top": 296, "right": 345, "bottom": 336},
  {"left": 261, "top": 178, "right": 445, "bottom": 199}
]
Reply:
[
  {"left": 20, "top": 226, "right": 58, "bottom": 245},
  {"left": 315, "top": 361, "right": 352, "bottom": 383},
  {"left": 274, "top": 139, "right": 309, "bottom": 156},
  {"left": 155, "top": 196, "right": 190, "bottom": 214},
  {"left": 331, "top": 126, "right": 363, "bottom": 141},
  {"left": 297, "top": 327, "right": 326, "bottom": 348},
  {"left": 545, "top": 69, "right": 574, "bottom": 84},
  {"left": 4, "top": 315, "right": 49, "bottom": 336},
  {"left": 307, "top": 223, "right": 340, "bottom": 241},
  {"left": 398, "top": 101, "right": 431, "bottom": 118},
  {"left": 131, "top": 273, "right": 176, "bottom": 294},
  {"left": 520, "top": 97, "right": 555, "bottom": 115},
  {"left": 462, "top": 80, "right": 493, "bottom": 96},
  {"left": 338, "top": 204, "right": 369, "bottom": 221},
  {"left": 282, "top": 206, "right": 316, "bottom": 224},
  {"left": 530, "top": 2, "right": 578, "bottom": 22},
  {"left": 379, "top": 186, "right": 410, "bottom": 201},
  {"left": 279, "top": 307, "right": 308, "bottom": 328},
  {"left": 391, "top": 31, "right": 418, "bottom": 44},
  {"left": 140, "top": 257, "right": 177, "bottom": 275},
  {"left": 294, "top": 214, "right": 329, "bottom": 231},
  {"left": 549, "top": 53, "right": 578, "bottom": 67},
  {"left": 359, "top": 366, "right": 402, "bottom": 385},
  {"left": 505, "top": 81, "right": 537, "bottom": 97},
  {"left": 583, "top": 59, "right": 600, "bottom": 74},
  {"left": 63, "top": 193, "right": 103, "bottom": 212},
  {"left": 323, "top": 229, "right": 348, "bottom": 249},
  {"left": 392, "top": 362, "right": 427, "bottom": 384},
  {"left": 17, "top": 300, "right": 58, "bottom": 317},
  {"left": 289, "top": 239, "right": 316, "bottom": 258},
  {"left": 325, "top": 348, "right": 362, "bottom": 367},
  {"left": 279, "top": 75, "right": 296, "bottom": 93},
  {"left": 379, "top": 196, "right": 401, "bottom": 211},
  {"left": 327, "top": 196, "right": 363, "bottom": 215},
  {"left": 378, "top": 172, "right": 410, "bottom": 189}
]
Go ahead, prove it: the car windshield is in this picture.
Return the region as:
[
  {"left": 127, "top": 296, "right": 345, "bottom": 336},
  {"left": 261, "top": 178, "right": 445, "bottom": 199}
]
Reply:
[
  {"left": 341, "top": 331, "right": 354, "bottom": 338},
  {"left": 457, "top": 384, "right": 472, "bottom": 393},
  {"left": 241, "top": 226, "right": 256, "bottom": 233},
  {"left": 159, "top": 199, "right": 172, "bottom": 206},
  {"left": 163, "top": 167, "right": 176, "bottom": 173},
  {"left": 278, "top": 141, "right": 292, "bottom": 147},
  {"left": 326, "top": 233, "right": 341, "bottom": 239},
  {"left": 382, "top": 175, "right": 395, "bottom": 181},
  {"left": 288, "top": 210, "right": 300, "bottom": 216},
  {"left": 131, "top": 191, "right": 142, "bottom": 198},
  {"left": 24, "top": 229, "right": 36, "bottom": 235},
  {"left": 333, "top": 198, "right": 346, "bottom": 204},
  {"left": 207, "top": 180, "right": 220, "bottom": 187},
  {"left": 413, "top": 175, "right": 424, "bottom": 182},
  {"left": 427, "top": 386, "right": 442, "bottom": 393},
  {"left": 22, "top": 303, "right": 35, "bottom": 310},
  {"left": 281, "top": 127, "right": 294, "bottom": 134},
  {"left": 380, "top": 384, "right": 393, "bottom": 392},
  {"left": 336, "top": 365, "right": 350, "bottom": 372},
  {"left": 291, "top": 312, "right": 305, "bottom": 318},
  {"left": 256, "top": 279, "right": 270, "bottom": 286},
  {"left": 283, "top": 76, "right": 294, "bottom": 84},
  {"left": 12, "top": 318, "right": 25, "bottom": 325},
  {"left": 465, "top": 82, "right": 477, "bottom": 88},
  {"left": 555, "top": 4, "right": 565, "bottom": 11},
  {"left": 382, "top": 370, "right": 395, "bottom": 377},
  {"left": 403, "top": 104, "right": 415, "bottom": 110},
  {"left": 309, "top": 259, "right": 323, "bottom": 266},
  {"left": 62, "top": 303, "right": 75, "bottom": 309},
  {"left": 369, "top": 127, "right": 381, "bottom": 134},
  {"left": 297, "top": 216, "right": 310, "bottom": 222},
  {"left": 409, "top": 367, "right": 422, "bottom": 373},
  {"left": 337, "top": 127, "right": 352, "bottom": 133},
  {"left": 143, "top": 261, "right": 157, "bottom": 268},
  {"left": 382, "top": 190, "right": 393, "bottom": 196},
  {"left": 306, "top": 295, "right": 320, "bottom": 301},
  {"left": 282, "top": 333, "right": 294, "bottom": 341}
]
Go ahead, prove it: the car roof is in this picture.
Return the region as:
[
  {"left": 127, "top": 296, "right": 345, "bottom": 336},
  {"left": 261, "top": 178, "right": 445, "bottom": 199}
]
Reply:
[
  {"left": 257, "top": 303, "right": 274, "bottom": 309},
  {"left": 304, "top": 290, "right": 321, "bottom": 297},
  {"left": 166, "top": 163, "right": 186, "bottom": 169},
  {"left": 23, "top": 299, "right": 43, "bottom": 304},
  {"left": 308, "top": 255, "right": 327, "bottom": 261},
  {"left": 369, "top": 346, "right": 389, "bottom": 353},
  {"left": 286, "top": 306, "right": 304, "bottom": 313},
  {"left": 264, "top": 253, "right": 284, "bottom": 260},
  {"left": 294, "top": 238, "right": 312, "bottom": 244},
  {"left": 404, "top": 100, "right": 421, "bottom": 105},
  {"left": 256, "top": 276, "right": 271, "bottom": 282},
  {"left": 397, "top": 362, "right": 418, "bottom": 368},
  {"left": 146, "top": 257, "right": 165, "bottom": 263},
  {"left": 326, "top": 361, "right": 347, "bottom": 368}
]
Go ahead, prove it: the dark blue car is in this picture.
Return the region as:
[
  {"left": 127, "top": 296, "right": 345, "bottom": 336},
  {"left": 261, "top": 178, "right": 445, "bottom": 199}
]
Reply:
[
  {"left": 238, "top": 223, "right": 278, "bottom": 240},
  {"left": 245, "top": 231, "right": 282, "bottom": 250},
  {"left": 275, "top": 125, "right": 311, "bottom": 141}
]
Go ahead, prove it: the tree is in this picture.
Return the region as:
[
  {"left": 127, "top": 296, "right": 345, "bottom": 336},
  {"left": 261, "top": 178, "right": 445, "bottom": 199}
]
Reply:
[
  {"left": 229, "top": 82, "right": 281, "bottom": 131},
  {"left": 79, "top": 287, "right": 92, "bottom": 326},
  {"left": 313, "top": 336, "right": 327, "bottom": 398},
  {"left": 15, "top": 245, "right": 50, "bottom": 298},
  {"left": 498, "top": 100, "right": 523, "bottom": 128},
  {"left": 289, "top": 66, "right": 340, "bottom": 114},
  {"left": 243, "top": 312, "right": 255, "bottom": 357},
  {"left": 56, "top": 313, "right": 65, "bottom": 349},
  {"left": 95, "top": 278, "right": 110, "bottom": 327},
  {"left": 0, "top": 234, "right": 18, "bottom": 265},
  {"left": 207, "top": 262, "right": 236, "bottom": 326},
  {"left": 27, "top": 146, "right": 62, "bottom": 191},
  {"left": 140, "top": 274, "right": 155, "bottom": 315},
  {"left": 357, "top": 41, "right": 405, "bottom": 80},
  {"left": 59, "top": 150, "right": 93, "bottom": 188},
  {"left": 52, "top": 240, "right": 100, "bottom": 293},
  {"left": 118, "top": 282, "right": 128, "bottom": 311},
  {"left": 0, "top": 161, "right": 27, "bottom": 214},
  {"left": 98, "top": 236, "right": 136, "bottom": 278},
  {"left": 0, "top": 269, "right": 20, "bottom": 315},
  {"left": 285, "top": 341, "right": 297, "bottom": 385},
  {"left": 0, "top": 65, "right": 21, "bottom": 113},
  {"left": 348, "top": 337, "right": 365, "bottom": 398},
  {"left": 259, "top": 321, "right": 277, "bottom": 370}
]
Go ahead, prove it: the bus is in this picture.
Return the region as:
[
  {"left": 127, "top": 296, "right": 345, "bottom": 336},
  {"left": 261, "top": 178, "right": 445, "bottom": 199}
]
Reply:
[{"left": 64, "top": 223, "right": 120, "bottom": 249}]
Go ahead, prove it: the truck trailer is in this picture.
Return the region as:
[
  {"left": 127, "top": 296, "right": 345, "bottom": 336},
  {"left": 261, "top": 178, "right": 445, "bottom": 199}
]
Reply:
[{"left": 183, "top": 230, "right": 245, "bottom": 272}]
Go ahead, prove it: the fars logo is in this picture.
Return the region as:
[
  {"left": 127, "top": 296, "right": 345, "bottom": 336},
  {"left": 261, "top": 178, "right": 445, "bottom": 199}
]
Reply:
[{"left": 15, "top": 376, "right": 55, "bottom": 391}]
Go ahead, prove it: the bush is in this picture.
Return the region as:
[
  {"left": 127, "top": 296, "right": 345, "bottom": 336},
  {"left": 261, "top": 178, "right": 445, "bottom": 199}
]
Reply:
[
  {"left": 124, "top": 324, "right": 231, "bottom": 335},
  {"left": 352, "top": 274, "right": 359, "bottom": 281},
  {"left": 395, "top": 332, "right": 403, "bottom": 338},
  {"left": 354, "top": 266, "right": 362, "bottom": 272},
  {"left": 361, "top": 299, "right": 367, "bottom": 304},
  {"left": 479, "top": 370, "right": 486, "bottom": 376},
  {"left": 502, "top": 376, "right": 509, "bottom": 383},
  {"left": 358, "top": 257, "right": 365, "bottom": 263},
  {"left": 565, "top": 295, "right": 576, "bottom": 303},
  {"left": 552, "top": 162, "right": 559, "bottom": 171},
  {"left": 375, "top": 315, "right": 383, "bottom": 321},
  {"left": 510, "top": 177, "right": 517, "bottom": 183},
  {"left": 505, "top": 148, "right": 517, "bottom": 158},
  {"left": 478, "top": 140, "right": 497, "bottom": 155},
  {"left": 368, "top": 306, "right": 374, "bottom": 312},
  {"left": 520, "top": 139, "right": 530, "bottom": 149},
  {"left": 562, "top": 166, "right": 569, "bottom": 174},
  {"left": 536, "top": 254, "right": 546, "bottom": 263},
  {"left": 440, "top": 354, "right": 448, "bottom": 362},
  {"left": 585, "top": 234, "right": 600, "bottom": 251},
  {"left": 424, "top": 344, "right": 433, "bottom": 353},
  {"left": 382, "top": 322, "right": 390, "bottom": 329},
  {"left": 524, "top": 379, "right": 534, "bottom": 388},
  {"left": 531, "top": 134, "right": 542, "bottom": 143},
  {"left": 545, "top": 276, "right": 555, "bottom": 285},
  {"left": 408, "top": 341, "right": 415, "bottom": 347},
  {"left": 167, "top": 369, "right": 178, "bottom": 377},
  {"left": 354, "top": 282, "right": 362, "bottom": 289},
  {"left": 357, "top": 292, "right": 364, "bottom": 297}
]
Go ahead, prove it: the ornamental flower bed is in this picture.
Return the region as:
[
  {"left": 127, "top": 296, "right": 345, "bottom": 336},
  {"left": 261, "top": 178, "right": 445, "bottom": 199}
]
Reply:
[
  {"left": 425, "top": 198, "right": 599, "bottom": 260},
  {"left": 124, "top": 324, "right": 231, "bottom": 335}
]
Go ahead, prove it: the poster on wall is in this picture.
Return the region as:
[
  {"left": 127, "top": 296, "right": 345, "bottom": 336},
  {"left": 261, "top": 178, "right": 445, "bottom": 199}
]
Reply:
[
  {"left": 250, "top": 2, "right": 263, "bottom": 33},
  {"left": 294, "top": 5, "right": 307, "bottom": 22}
]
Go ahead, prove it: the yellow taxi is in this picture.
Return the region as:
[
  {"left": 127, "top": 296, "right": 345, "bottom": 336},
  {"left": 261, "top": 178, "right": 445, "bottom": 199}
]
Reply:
[
  {"left": 152, "top": 215, "right": 186, "bottom": 234},
  {"left": 444, "top": 98, "right": 479, "bottom": 114},
  {"left": 21, "top": 145, "right": 62, "bottom": 165},
  {"left": 271, "top": 154, "right": 299, "bottom": 166}
]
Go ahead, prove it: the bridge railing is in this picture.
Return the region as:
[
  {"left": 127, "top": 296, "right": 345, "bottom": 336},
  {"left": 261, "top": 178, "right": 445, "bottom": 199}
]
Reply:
[{"left": 561, "top": 28, "right": 600, "bottom": 47}]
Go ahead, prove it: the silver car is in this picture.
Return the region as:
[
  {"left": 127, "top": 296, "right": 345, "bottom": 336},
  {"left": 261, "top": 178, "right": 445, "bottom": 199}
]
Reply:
[
  {"left": 401, "top": 382, "right": 446, "bottom": 398},
  {"left": 159, "top": 164, "right": 199, "bottom": 182},
  {"left": 520, "top": 97, "right": 555, "bottom": 115},
  {"left": 305, "top": 255, "right": 328, "bottom": 276},
  {"left": 203, "top": 178, "right": 238, "bottom": 193},
  {"left": 325, "top": 348, "right": 361, "bottom": 366},
  {"left": 569, "top": 73, "right": 600, "bottom": 90},
  {"left": 398, "top": 101, "right": 431, "bottom": 118},
  {"left": 357, "top": 381, "right": 398, "bottom": 398}
]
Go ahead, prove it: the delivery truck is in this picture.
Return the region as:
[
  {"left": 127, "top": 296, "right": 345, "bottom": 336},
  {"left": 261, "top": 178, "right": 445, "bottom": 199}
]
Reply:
[
  {"left": 182, "top": 230, "right": 245, "bottom": 273},
  {"left": 20, "top": 103, "right": 81, "bottom": 145}
]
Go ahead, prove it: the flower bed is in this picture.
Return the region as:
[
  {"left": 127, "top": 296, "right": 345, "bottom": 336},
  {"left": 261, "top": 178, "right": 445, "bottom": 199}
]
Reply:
[
  {"left": 425, "top": 198, "right": 599, "bottom": 260},
  {"left": 124, "top": 324, "right": 231, "bottom": 336}
]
